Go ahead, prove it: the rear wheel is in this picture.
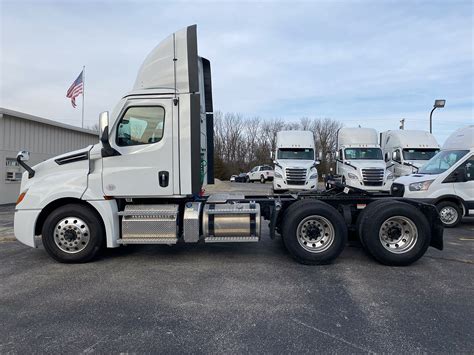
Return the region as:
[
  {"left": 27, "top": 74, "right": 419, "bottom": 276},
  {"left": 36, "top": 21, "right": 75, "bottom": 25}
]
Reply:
[
  {"left": 360, "top": 202, "right": 430, "bottom": 266},
  {"left": 42, "top": 204, "right": 104, "bottom": 263},
  {"left": 356, "top": 199, "right": 396, "bottom": 249},
  {"left": 281, "top": 200, "right": 347, "bottom": 264},
  {"left": 436, "top": 201, "right": 462, "bottom": 227}
]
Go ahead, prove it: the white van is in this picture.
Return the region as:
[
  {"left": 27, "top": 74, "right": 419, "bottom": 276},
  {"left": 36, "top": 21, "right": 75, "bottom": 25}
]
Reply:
[
  {"left": 273, "top": 130, "right": 319, "bottom": 192},
  {"left": 392, "top": 125, "right": 474, "bottom": 227},
  {"left": 330, "top": 127, "right": 392, "bottom": 192},
  {"left": 381, "top": 130, "right": 440, "bottom": 178}
]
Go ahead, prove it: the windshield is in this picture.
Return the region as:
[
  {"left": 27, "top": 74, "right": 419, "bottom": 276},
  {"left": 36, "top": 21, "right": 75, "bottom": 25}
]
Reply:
[
  {"left": 402, "top": 148, "right": 439, "bottom": 161},
  {"left": 418, "top": 150, "right": 469, "bottom": 174},
  {"left": 277, "top": 148, "right": 314, "bottom": 160},
  {"left": 344, "top": 148, "right": 382, "bottom": 160}
]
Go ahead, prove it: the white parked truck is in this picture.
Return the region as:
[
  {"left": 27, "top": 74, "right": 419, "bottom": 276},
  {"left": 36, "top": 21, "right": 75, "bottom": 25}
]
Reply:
[
  {"left": 247, "top": 165, "right": 274, "bottom": 183},
  {"left": 381, "top": 130, "right": 440, "bottom": 178},
  {"left": 273, "top": 130, "right": 319, "bottom": 193},
  {"left": 328, "top": 127, "right": 393, "bottom": 192},
  {"left": 391, "top": 125, "right": 473, "bottom": 227},
  {"left": 13, "top": 25, "right": 443, "bottom": 266}
]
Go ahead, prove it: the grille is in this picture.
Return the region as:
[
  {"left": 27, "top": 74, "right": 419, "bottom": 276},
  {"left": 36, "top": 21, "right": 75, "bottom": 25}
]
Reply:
[
  {"left": 391, "top": 183, "right": 405, "bottom": 197},
  {"left": 286, "top": 168, "right": 307, "bottom": 185},
  {"left": 362, "top": 168, "right": 384, "bottom": 186}
]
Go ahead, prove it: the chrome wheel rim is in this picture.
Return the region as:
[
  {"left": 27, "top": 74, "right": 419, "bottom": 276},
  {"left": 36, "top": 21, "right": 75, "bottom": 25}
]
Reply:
[
  {"left": 379, "top": 216, "right": 417, "bottom": 254},
  {"left": 53, "top": 217, "right": 90, "bottom": 253},
  {"left": 297, "top": 215, "right": 335, "bottom": 253},
  {"left": 439, "top": 206, "right": 458, "bottom": 225}
]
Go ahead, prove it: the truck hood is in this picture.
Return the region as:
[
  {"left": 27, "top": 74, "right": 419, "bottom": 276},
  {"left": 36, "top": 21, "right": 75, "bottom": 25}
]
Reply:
[
  {"left": 31, "top": 146, "right": 92, "bottom": 175},
  {"left": 16, "top": 145, "right": 95, "bottom": 209},
  {"left": 394, "top": 173, "right": 438, "bottom": 185},
  {"left": 345, "top": 160, "right": 386, "bottom": 170},
  {"left": 277, "top": 159, "right": 315, "bottom": 169}
]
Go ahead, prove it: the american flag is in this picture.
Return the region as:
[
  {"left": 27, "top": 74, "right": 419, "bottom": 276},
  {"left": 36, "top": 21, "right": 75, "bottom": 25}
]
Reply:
[{"left": 66, "top": 70, "right": 83, "bottom": 108}]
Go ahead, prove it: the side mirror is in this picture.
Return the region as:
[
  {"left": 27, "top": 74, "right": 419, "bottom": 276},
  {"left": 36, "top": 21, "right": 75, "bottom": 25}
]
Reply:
[
  {"left": 391, "top": 151, "right": 397, "bottom": 161},
  {"left": 335, "top": 151, "right": 340, "bottom": 159},
  {"left": 99, "top": 111, "right": 121, "bottom": 157},
  {"left": 270, "top": 151, "right": 274, "bottom": 159},
  {"left": 99, "top": 111, "right": 109, "bottom": 143},
  {"left": 314, "top": 160, "right": 321, "bottom": 165},
  {"left": 17, "top": 150, "right": 30, "bottom": 162},
  {"left": 318, "top": 151, "right": 323, "bottom": 160}
]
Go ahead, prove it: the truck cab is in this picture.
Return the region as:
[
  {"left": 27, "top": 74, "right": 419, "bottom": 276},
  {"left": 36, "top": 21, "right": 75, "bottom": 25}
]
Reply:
[
  {"left": 332, "top": 127, "right": 393, "bottom": 192},
  {"left": 392, "top": 125, "right": 474, "bottom": 227},
  {"left": 272, "top": 130, "right": 319, "bottom": 192},
  {"left": 381, "top": 130, "right": 439, "bottom": 178}
]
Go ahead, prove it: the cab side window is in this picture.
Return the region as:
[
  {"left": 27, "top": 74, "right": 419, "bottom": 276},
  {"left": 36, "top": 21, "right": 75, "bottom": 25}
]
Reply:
[
  {"left": 461, "top": 156, "right": 474, "bottom": 181},
  {"left": 393, "top": 150, "right": 401, "bottom": 163},
  {"left": 117, "top": 106, "right": 165, "bottom": 146}
]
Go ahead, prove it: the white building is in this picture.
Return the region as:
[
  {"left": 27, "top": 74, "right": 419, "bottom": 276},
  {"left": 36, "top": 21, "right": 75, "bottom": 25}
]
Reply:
[{"left": 0, "top": 108, "right": 98, "bottom": 204}]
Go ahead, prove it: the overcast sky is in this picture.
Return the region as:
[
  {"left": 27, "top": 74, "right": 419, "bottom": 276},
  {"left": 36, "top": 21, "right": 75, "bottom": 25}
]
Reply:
[{"left": 1, "top": 0, "right": 472, "bottom": 143}]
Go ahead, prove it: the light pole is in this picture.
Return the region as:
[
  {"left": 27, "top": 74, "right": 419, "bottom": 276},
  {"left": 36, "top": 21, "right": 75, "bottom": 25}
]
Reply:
[{"left": 430, "top": 99, "right": 446, "bottom": 134}]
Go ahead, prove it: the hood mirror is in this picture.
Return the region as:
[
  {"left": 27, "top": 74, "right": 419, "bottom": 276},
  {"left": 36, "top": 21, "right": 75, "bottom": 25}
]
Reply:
[
  {"left": 17, "top": 150, "right": 30, "bottom": 162},
  {"left": 16, "top": 150, "right": 35, "bottom": 178}
]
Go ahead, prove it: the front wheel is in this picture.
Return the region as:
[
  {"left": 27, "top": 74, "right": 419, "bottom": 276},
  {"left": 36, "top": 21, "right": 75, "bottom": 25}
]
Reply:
[
  {"left": 42, "top": 204, "right": 105, "bottom": 263},
  {"left": 260, "top": 175, "right": 266, "bottom": 183},
  {"left": 436, "top": 201, "right": 462, "bottom": 227},
  {"left": 281, "top": 200, "right": 347, "bottom": 264}
]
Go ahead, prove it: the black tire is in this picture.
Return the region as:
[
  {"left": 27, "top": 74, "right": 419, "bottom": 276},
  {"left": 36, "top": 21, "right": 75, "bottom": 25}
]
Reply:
[
  {"left": 356, "top": 198, "right": 397, "bottom": 249},
  {"left": 360, "top": 201, "right": 431, "bottom": 266},
  {"left": 260, "top": 175, "right": 266, "bottom": 184},
  {"left": 42, "top": 203, "right": 105, "bottom": 263},
  {"left": 281, "top": 200, "right": 347, "bottom": 265},
  {"left": 436, "top": 201, "right": 462, "bottom": 228}
]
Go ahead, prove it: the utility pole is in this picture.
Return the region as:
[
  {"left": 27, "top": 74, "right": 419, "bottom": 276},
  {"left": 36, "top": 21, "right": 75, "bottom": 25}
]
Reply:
[{"left": 399, "top": 119, "right": 405, "bottom": 130}]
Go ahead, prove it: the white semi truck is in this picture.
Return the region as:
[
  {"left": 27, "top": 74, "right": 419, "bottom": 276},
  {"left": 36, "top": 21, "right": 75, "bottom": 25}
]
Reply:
[
  {"left": 13, "top": 25, "right": 443, "bottom": 266},
  {"left": 381, "top": 130, "right": 440, "bottom": 178},
  {"left": 327, "top": 127, "right": 393, "bottom": 192},
  {"left": 273, "top": 130, "right": 319, "bottom": 193},
  {"left": 391, "top": 125, "right": 473, "bottom": 227}
]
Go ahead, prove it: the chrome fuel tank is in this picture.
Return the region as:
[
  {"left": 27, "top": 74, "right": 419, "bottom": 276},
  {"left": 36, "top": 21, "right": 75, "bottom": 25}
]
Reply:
[{"left": 202, "top": 202, "right": 261, "bottom": 241}]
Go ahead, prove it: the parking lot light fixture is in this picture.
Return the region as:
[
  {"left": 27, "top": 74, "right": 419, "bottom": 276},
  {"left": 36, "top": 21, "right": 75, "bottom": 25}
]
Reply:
[{"left": 430, "top": 99, "right": 446, "bottom": 134}]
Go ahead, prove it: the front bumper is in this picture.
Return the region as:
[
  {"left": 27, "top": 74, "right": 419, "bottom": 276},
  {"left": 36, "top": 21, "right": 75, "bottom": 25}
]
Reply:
[
  {"left": 273, "top": 177, "right": 317, "bottom": 191},
  {"left": 14, "top": 209, "right": 41, "bottom": 248}
]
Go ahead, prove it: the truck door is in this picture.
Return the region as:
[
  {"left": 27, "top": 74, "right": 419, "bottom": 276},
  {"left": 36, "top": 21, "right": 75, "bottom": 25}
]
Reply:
[
  {"left": 453, "top": 155, "right": 474, "bottom": 210},
  {"left": 102, "top": 98, "right": 176, "bottom": 197}
]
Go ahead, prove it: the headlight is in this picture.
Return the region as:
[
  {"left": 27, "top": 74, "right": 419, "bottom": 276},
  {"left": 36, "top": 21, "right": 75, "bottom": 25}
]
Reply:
[
  {"left": 348, "top": 173, "right": 358, "bottom": 180},
  {"left": 409, "top": 180, "right": 434, "bottom": 191},
  {"left": 309, "top": 173, "right": 318, "bottom": 179},
  {"left": 387, "top": 173, "right": 394, "bottom": 180},
  {"left": 275, "top": 172, "right": 283, "bottom": 179}
]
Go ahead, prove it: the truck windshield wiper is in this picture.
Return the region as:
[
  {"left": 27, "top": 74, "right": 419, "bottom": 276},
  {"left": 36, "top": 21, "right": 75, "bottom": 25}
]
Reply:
[{"left": 336, "top": 159, "right": 357, "bottom": 170}]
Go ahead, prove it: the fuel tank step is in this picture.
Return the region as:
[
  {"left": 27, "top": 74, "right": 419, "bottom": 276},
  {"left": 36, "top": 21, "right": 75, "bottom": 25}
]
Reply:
[{"left": 118, "top": 204, "right": 178, "bottom": 244}]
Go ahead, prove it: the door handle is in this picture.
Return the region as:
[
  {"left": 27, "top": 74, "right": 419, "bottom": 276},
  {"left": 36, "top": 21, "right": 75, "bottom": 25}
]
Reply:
[{"left": 159, "top": 171, "right": 169, "bottom": 187}]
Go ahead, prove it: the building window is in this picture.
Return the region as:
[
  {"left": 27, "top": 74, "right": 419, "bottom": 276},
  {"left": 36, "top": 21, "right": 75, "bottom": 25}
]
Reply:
[{"left": 5, "top": 158, "right": 22, "bottom": 182}]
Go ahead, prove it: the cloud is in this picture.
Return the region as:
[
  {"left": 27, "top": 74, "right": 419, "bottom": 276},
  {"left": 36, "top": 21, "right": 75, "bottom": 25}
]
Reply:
[{"left": 1, "top": 0, "right": 472, "bottom": 143}]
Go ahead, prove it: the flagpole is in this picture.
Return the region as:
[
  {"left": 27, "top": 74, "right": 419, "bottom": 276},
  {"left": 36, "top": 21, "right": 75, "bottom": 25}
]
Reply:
[{"left": 82, "top": 65, "right": 85, "bottom": 128}]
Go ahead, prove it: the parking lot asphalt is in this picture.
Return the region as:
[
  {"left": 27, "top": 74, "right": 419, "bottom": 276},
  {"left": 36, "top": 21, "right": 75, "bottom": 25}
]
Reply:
[{"left": 1, "top": 182, "right": 473, "bottom": 353}]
